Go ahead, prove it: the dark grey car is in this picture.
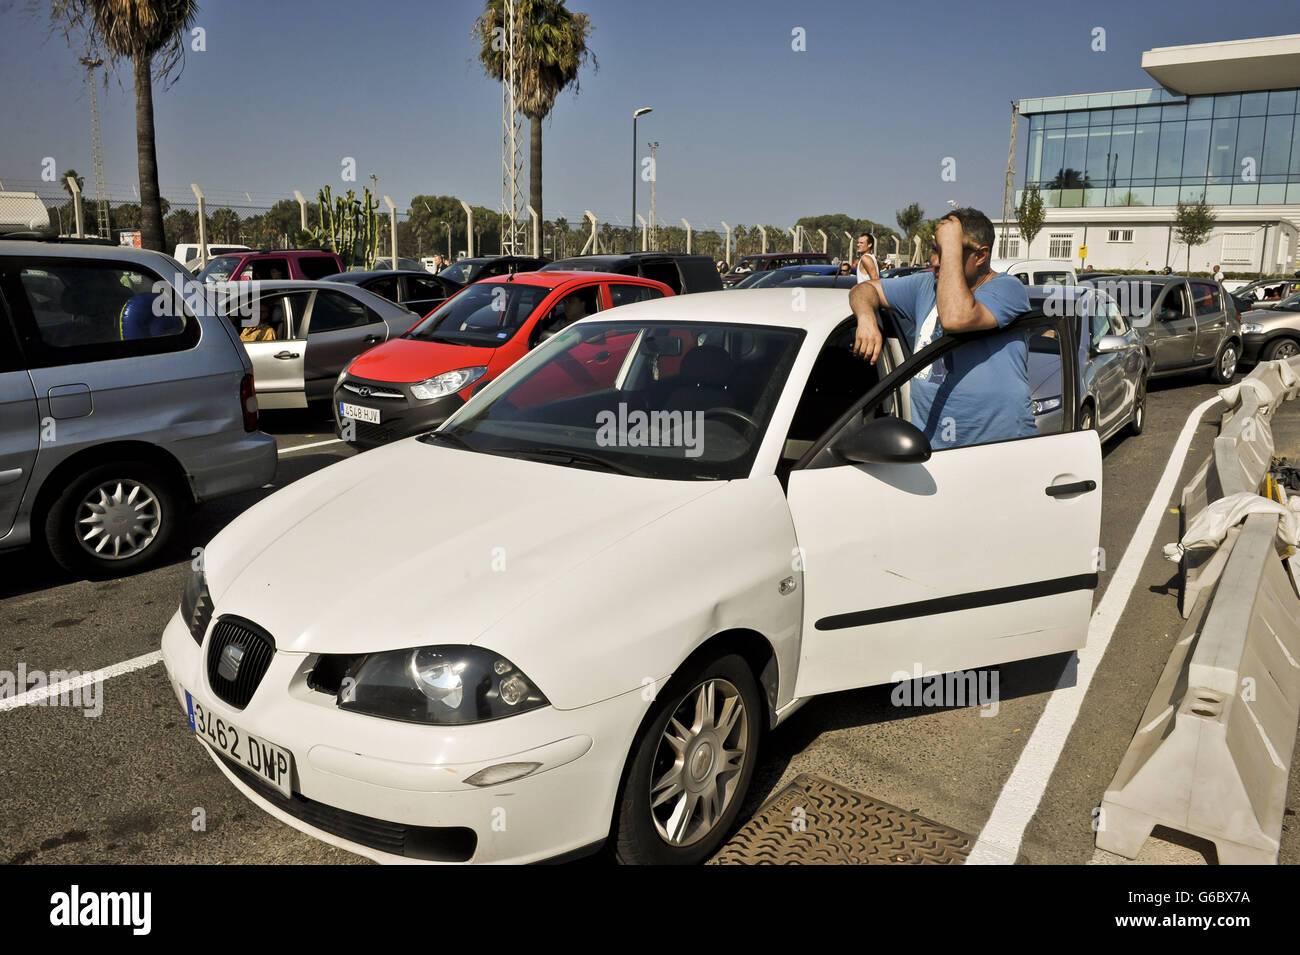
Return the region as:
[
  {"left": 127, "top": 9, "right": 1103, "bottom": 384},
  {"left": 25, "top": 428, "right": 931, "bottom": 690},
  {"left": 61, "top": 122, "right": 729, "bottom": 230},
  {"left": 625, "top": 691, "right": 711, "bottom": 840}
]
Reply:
[
  {"left": 1080, "top": 274, "right": 1240, "bottom": 384},
  {"left": 322, "top": 269, "right": 458, "bottom": 317},
  {"left": 0, "top": 241, "right": 277, "bottom": 575}
]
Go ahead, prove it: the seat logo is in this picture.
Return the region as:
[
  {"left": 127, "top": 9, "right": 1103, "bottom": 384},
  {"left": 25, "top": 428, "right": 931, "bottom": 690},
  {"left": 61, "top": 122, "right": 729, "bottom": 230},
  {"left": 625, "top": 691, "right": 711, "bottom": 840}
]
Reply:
[{"left": 217, "top": 643, "right": 245, "bottom": 681}]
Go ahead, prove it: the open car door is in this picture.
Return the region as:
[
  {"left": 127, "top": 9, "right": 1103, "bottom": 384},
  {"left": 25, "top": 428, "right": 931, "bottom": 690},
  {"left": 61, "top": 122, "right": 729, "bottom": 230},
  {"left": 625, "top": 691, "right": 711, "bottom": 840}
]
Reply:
[{"left": 785, "top": 310, "right": 1102, "bottom": 698}]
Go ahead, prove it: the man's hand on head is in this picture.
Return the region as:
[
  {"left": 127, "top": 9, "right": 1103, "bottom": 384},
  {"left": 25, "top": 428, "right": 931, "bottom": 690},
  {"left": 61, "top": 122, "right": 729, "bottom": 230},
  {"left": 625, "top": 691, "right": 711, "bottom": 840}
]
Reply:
[{"left": 935, "top": 215, "right": 966, "bottom": 254}]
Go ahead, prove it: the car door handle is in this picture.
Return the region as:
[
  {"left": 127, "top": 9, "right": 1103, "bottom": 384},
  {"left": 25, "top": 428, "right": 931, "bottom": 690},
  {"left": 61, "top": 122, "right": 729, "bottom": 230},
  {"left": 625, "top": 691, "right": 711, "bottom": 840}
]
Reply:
[
  {"left": 1045, "top": 479, "right": 1096, "bottom": 497},
  {"left": 0, "top": 467, "right": 23, "bottom": 486},
  {"left": 274, "top": 351, "right": 300, "bottom": 360}
]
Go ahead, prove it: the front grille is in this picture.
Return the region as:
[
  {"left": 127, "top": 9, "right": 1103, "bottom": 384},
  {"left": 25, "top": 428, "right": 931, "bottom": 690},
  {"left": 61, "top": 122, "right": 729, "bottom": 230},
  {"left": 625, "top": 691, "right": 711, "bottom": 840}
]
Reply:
[
  {"left": 206, "top": 616, "right": 275, "bottom": 710},
  {"left": 219, "top": 754, "right": 477, "bottom": 862},
  {"left": 342, "top": 380, "right": 405, "bottom": 400}
]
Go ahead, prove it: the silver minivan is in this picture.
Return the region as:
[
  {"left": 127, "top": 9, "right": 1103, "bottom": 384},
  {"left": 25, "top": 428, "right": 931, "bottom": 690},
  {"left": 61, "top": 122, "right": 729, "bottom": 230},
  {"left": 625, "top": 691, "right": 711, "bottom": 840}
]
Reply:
[{"left": 0, "top": 241, "right": 278, "bottom": 575}]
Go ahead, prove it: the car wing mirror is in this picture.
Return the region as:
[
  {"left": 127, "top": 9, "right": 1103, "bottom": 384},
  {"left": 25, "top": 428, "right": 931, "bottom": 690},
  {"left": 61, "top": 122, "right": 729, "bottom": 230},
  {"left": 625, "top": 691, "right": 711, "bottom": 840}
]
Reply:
[
  {"left": 1095, "top": 334, "right": 1127, "bottom": 354},
  {"left": 833, "top": 416, "right": 931, "bottom": 465}
]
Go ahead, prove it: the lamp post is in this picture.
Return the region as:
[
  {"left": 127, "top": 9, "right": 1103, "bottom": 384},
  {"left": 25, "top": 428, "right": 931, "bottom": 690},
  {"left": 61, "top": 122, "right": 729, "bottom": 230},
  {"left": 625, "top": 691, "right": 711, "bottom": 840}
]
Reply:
[{"left": 632, "top": 107, "right": 652, "bottom": 252}]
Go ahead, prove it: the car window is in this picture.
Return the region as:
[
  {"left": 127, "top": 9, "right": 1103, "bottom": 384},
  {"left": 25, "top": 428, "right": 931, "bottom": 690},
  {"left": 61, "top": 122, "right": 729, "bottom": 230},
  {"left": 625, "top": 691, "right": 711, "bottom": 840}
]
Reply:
[
  {"left": 248, "top": 257, "right": 290, "bottom": 281},
  {"left": 609, "top": 283, "right": 665, "bottom": 307},
  {"left": 1188, "top": 281, "right": 1219, "bottom": 316},
  {"left": 782, "top": 320, "right": 884, "bottom": 464},
  {"left": 363, "top": 275, "right": 400, "bottom": 302},
  {"left": 531, "top": 286, "right": 602, "bottom": 348},
  {"left": 404, "top": 276, "right": 448, "bottom": 301},
  {"left": 1161, "top": 284, "right": 1191, "bottom": 318},
  {"left": 1033, "top": 271, "right": 1071, "bottom": 286},
  {"left": 12, "top": 261, "right": 197, "bottom": 363},
  {"left": 297, "top": 256, "right": 341, "bottom": 281},
  {"left": 197, "top": 255, "right": 242, "bottom": 283},
  {"left": 407, "top": 282, "right": 550, "bottom": 347},
  {"left": 232, "top": 290, "right": 310, "bottom": 342},
  {"left": 307, "top": 290, "right": 374, "bottom": 334},
  {"left": 434, "top": 319, "right": 805, "bottom": 481}
]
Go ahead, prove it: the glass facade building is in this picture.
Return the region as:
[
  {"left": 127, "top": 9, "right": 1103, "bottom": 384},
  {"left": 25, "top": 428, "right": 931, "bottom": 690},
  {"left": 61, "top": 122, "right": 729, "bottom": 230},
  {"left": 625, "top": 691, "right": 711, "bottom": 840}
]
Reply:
[{"left": 1018, "top": 87, "right": 1300, "bottom": 208}]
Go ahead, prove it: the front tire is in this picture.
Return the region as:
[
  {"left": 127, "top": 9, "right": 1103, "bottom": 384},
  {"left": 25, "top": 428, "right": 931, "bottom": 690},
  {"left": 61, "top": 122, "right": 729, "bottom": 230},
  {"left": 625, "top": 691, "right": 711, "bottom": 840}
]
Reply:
[
  {"left": 1262, "top": 337, "right": 1299, "bottom": 363},
  {"left": 43, "top": 463, "right": 179, "bottom": 576},
  {"left": 613, "top": 653, "right": 762, "bottom": 865}
]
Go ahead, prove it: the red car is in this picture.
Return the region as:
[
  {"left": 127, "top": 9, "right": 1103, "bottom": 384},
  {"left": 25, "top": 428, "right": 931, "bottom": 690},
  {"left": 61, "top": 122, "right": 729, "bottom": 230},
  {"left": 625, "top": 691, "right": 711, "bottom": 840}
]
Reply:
[{"left": 333, "top": 270, "right": 674, "bottom": 448}]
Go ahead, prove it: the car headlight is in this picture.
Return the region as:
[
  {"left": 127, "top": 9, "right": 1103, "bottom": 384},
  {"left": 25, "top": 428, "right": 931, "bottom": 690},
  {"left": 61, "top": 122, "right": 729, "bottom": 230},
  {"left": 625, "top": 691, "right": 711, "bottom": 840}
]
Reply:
[
  {"left": 335, "top": 364, "right": 350, "bottom": 390},
  {"left": 409, "top": 366, "right": 487, "bottom": 401},
  {"left": 180, "top": 567, "right": 213, "bottom": 645},
  {"left": 1241, "top": 322, "right": 1263, "bottom": 334},
  {"left": 1032, "top": 396, "right": 1062, "bottom": 415},
  {"left": 337, "top": 646, "right": 548, "bottom": 724}
]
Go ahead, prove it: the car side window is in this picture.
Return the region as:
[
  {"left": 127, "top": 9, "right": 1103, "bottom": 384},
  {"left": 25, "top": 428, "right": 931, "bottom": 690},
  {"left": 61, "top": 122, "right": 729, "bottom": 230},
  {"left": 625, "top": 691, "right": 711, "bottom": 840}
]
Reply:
[
  {"left": 1188, "top": 281, "right": 1219, "bottom": 316},
  {"left": 364, "top": 276, "right": 399, "bottom": 302},
  {"left": 247, "top": 258, "right": 290, "bottom": 281},
  {"left": 530, "top": 286, "right": 601, "bottom": 348},
  {"left": 1161, "top": 284, "right": 1191, "bottom": 319},
  {"left": 609, "top": 283, "right": 665, "bottom": 307},
  {"left": 296, "top": 256, "right": 339, "bottom": 281},
  {"left": 782, "top": 321, "right": 884, "bottom": 466},
  {"left": 404, "top": 276, "right": 447, "bottom": 300},
  {"left": 12, "top": 261, "right": 195, "bottom": 360},
  {"left": 306, "top": 290, "right": 374, "bottom": 334}
]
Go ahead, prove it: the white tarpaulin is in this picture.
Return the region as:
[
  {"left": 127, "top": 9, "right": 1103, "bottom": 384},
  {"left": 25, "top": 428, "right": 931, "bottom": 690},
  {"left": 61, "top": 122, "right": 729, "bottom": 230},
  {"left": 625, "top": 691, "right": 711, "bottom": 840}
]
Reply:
[{"left": 1165, "top": 490, "right": 1300, "bottom": 561}]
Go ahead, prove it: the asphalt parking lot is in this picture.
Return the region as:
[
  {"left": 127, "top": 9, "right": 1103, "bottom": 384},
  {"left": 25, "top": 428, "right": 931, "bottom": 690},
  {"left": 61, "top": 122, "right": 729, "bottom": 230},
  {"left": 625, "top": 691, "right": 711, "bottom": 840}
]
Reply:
[{"left": 1, "top": 383, "right": 1297, "bottom": 866}]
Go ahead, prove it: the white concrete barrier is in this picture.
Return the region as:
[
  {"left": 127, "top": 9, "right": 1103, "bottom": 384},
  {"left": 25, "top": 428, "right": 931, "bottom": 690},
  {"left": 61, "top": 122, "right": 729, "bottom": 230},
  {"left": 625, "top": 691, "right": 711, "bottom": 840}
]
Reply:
[{"left": 1098, "top": 511, "right": 1300, "bottom": 864}]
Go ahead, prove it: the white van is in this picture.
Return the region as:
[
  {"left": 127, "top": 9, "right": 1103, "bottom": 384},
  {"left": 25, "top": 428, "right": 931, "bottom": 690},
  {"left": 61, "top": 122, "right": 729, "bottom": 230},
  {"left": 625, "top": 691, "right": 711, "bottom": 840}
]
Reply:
[{"left": 995, "top": 259, "right": 1078, "bottom": 287}]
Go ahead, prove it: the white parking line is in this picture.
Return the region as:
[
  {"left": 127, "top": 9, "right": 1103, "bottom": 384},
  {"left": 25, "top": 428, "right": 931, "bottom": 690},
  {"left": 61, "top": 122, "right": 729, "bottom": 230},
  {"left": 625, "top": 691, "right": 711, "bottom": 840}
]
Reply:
[
  {"left": 0, "top": 650, "right": 162, "bottom": 712},
  {"left": 278, "top": 437, "right": 342, "bottom": 456},
  {"left": 966, "top": 395, "right": 1221, "bottom": 864}
]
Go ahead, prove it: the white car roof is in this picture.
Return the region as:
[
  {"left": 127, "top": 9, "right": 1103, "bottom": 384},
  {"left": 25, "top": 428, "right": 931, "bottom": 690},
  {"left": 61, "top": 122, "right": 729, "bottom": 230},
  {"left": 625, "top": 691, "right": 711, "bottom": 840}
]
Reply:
[{"left": 578, "top": 287, "right": 856, "bottom": 338}]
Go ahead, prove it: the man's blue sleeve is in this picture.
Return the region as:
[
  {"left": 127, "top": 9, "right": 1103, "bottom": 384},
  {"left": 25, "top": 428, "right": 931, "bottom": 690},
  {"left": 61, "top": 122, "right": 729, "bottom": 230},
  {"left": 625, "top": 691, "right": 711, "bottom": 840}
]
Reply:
[
  {"left": 976, "top": 275, "right": 1032, "bottom": 329},
  {"left": 878, "top": 272, "right": 929, "bottom": 337}
]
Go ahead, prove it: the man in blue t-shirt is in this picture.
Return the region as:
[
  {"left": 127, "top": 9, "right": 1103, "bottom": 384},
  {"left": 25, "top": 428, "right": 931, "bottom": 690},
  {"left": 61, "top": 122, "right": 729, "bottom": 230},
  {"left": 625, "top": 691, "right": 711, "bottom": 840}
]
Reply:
[{"left": 848, "top": 207, "right": 1034, "bottom": 451}]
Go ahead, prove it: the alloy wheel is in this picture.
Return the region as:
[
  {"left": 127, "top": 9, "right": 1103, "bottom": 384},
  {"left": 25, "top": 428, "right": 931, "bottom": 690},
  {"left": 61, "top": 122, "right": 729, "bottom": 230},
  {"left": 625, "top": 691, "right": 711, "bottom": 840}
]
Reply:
[{"left": 648, "top": 677, "right": 750, "bottom": 847}]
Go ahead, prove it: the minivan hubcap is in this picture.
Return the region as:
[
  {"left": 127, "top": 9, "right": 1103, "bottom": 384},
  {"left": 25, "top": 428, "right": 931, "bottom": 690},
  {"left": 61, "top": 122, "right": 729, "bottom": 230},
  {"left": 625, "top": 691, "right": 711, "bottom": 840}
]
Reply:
[
  {"left": 76, "top": 480, "right": 161, "bottom": 560},
  {"left": 649, "top": 678, "right": 749, "bottom": 847}
]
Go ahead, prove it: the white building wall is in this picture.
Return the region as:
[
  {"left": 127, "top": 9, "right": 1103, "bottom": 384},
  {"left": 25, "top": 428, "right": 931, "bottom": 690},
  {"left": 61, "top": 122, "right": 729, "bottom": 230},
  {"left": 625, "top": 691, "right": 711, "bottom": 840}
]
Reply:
[{"left": 994, "top": 207, "right": 1299, "bottom": 274}]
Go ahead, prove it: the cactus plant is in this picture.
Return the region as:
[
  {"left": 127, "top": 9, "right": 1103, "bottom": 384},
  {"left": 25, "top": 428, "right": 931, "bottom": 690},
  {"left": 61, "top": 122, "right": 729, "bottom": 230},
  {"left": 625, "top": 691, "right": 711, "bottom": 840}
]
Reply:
[{"left": 315, "top": 184, "right": 381, "bottom": 269}]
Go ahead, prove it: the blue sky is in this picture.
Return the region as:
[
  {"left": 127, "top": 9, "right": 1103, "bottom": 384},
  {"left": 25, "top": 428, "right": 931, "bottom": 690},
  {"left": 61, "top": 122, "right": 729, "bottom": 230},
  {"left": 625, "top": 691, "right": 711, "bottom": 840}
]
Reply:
[{"left": 0, "top": 0, "right": 1294, "bottom": 230}]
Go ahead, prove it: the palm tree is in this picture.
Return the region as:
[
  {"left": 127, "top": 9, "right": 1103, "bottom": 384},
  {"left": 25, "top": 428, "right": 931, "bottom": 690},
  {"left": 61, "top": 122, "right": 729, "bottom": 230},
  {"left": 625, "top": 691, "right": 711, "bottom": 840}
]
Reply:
[
  {"left": 474, "top": 0, "right": 596, "bottom": 234},
  {"left": 210, "top": 207, "right": 240, "bottom": 243},
  {"left": 59, "top": 169, "right": 85, "bottom": 198},
  {"left": 50, "top": 1, "right": 199, "bottom": 251}
]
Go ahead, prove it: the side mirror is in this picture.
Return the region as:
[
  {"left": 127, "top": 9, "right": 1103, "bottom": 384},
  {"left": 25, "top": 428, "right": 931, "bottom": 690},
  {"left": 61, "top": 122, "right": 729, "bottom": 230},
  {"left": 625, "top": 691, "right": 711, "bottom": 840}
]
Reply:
[
  {"left": 1095, "top": 334, "right": 1127, "bottom": 354},
  {"left": 834, "top": 416, "right": 931, "bottom": 465}
]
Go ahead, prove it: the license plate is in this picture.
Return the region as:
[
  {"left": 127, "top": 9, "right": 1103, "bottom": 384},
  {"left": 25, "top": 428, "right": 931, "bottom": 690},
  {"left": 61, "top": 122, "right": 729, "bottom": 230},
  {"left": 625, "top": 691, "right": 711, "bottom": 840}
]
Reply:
[
  {"left": 185, "top": 690, "right": 293, "bottom": 797},
  {"left": 339, "top": 401, "right": 380, "bottom": 424}
]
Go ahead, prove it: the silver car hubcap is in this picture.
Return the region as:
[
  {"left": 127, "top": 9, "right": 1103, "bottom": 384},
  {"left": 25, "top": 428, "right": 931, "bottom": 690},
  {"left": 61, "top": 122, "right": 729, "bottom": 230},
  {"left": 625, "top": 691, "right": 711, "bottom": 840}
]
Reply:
[
  {"left": 649, "top": 677, "right": 749, "bottom": 847},
  {"left": 76, "top": 479, "right": 161, "bottom": 560},
  {"left": 1221, "top": 348, "right": 1237, "bottom": 377}
]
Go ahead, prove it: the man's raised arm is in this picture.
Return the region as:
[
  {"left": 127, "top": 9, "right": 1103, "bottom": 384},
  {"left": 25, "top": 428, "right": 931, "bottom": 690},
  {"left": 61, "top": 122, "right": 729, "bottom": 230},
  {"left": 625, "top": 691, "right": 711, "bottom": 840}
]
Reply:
[{"left": 849, "top": 279, "right": 888, "bottom": 365}]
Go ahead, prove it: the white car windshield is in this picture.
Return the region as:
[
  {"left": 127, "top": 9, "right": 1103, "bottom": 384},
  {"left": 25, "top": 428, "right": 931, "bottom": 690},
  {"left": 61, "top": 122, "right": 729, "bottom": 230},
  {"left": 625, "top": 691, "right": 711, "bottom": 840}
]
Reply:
[{"left": 425, "top": 319, "right": 805, "bottom": 480}]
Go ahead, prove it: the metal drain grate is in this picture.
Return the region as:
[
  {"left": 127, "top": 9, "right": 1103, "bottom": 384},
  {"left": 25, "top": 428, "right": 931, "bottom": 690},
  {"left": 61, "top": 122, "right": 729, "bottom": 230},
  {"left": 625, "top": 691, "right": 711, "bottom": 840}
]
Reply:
[{"left": 710, "top": 774, "right": 977, "bottom": 865}]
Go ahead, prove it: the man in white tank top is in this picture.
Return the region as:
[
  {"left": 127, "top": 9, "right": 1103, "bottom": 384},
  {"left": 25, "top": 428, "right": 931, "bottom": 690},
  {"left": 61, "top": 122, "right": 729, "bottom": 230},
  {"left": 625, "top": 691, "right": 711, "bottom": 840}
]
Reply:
[{"left": 854, "top": 232, "right": 880, "bottom": 284}]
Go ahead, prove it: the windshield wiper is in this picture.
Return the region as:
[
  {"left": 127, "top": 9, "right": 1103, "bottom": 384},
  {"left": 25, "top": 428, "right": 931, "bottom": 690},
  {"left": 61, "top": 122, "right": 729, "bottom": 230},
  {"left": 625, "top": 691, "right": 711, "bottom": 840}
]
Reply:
[
  {"left": 422, "top": 429, "right": 476, "bottom": 451},
  {"left": 488, "top": 445, "right": 643, "bottom": 476}
]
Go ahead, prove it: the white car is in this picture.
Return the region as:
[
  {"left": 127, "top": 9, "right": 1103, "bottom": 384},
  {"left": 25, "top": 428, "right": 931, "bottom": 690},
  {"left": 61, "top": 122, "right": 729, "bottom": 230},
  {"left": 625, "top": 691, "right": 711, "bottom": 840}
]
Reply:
[{"left": 161, "top": 289, "right": 1101, "bottom": 864}]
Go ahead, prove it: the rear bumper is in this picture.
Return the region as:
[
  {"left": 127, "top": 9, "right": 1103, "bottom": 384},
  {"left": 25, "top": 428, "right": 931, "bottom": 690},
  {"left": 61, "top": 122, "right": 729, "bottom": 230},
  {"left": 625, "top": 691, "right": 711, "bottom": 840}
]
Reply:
[{"left": 182, "top": 431, "right": 277, "bottom": 502}]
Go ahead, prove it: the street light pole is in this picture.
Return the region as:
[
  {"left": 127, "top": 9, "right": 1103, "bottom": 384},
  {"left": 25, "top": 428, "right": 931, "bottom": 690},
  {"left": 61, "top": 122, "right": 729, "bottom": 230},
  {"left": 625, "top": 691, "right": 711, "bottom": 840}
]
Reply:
[{"left": 632, "top": 107, "right": 652, "bottom": 253}]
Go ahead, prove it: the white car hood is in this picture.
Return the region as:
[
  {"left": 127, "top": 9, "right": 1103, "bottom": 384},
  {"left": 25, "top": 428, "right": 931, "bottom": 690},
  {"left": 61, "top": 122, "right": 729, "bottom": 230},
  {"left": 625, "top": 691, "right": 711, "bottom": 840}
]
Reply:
[{"left": 209, "top": 439, "right": 718, "bottom": 655}]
